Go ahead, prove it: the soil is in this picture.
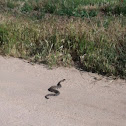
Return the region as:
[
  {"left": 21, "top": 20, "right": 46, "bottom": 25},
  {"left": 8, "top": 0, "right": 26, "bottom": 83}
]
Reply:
[{"left": 0, "top": 56, "right": 126, "bottom": 126}]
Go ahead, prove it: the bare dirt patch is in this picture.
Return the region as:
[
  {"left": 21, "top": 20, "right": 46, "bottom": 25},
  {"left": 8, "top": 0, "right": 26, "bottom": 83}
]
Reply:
[{"left": 0, "top": 56, "right": 126, "bottom": 126}]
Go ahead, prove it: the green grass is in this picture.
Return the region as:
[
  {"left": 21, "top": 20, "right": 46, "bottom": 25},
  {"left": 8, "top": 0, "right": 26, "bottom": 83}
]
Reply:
[
  {"left": 1, "top": 0, "right": 125, "bottom": 19},
  {"left": 22, "top": 0, "right": 121, "bottom": 17},
  {"left": 0, "top": 0, "right": 126, "bottom": 79},
  {"left": 0, "top": 15, "right": 126, "bottom": 78}
]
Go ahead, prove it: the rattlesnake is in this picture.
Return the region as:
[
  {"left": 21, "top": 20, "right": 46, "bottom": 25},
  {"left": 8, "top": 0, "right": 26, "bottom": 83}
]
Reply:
[{"left": 45, "top": 79, "right": 65, "bottom": 99}]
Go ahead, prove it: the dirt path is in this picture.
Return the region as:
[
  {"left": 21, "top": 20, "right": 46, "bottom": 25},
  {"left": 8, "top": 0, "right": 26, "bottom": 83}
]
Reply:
[{"left": 0, "top": 56, "right": 126, "bottom": 126}]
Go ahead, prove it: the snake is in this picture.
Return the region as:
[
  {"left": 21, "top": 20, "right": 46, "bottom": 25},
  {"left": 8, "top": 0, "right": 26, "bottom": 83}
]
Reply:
[{"left": 45, "top": 79, "right": 66, "bottom": 99}]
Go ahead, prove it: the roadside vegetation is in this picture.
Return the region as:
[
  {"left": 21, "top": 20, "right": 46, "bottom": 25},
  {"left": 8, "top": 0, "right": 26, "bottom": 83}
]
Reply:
[{"left": 0, "top": 0, "right": 126, "bottom": 79}]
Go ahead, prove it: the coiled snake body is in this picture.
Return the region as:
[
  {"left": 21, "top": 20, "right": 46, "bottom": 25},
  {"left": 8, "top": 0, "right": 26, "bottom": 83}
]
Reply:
[{"left": 45, "top": 79, "right": 65, "bottom": 99}]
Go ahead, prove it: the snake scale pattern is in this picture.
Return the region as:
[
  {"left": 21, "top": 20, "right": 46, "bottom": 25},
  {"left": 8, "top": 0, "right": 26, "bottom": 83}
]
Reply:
[{"left": 45, "top": 79, "right": 66, "bottom": 99}]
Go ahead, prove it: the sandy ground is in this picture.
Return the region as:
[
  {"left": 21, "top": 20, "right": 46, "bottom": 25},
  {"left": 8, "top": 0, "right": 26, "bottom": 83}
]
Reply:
[{"left": 0, "top": 56, "right": 126, "bottom": 126}]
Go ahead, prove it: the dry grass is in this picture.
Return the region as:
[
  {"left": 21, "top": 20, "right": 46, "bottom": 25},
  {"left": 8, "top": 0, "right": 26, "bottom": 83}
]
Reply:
[{"left": 0, "top": 0, "right": 126, "bottom": 78}]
